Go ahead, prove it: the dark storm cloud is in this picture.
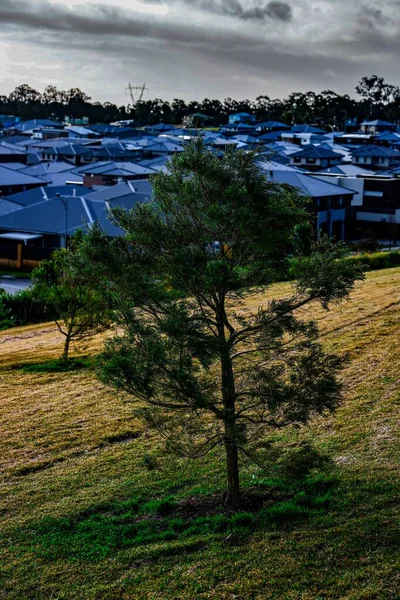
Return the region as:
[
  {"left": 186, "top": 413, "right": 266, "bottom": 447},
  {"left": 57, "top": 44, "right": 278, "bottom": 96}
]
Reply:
[
  {"left": 0, "top": 0, "right": 255, "bottom": 45},
  {"left": 1, "top": 0, "right": 400, "bottom": 103},
  {"left": 141, "top": 0, "right": 292, "bottom": 22}
]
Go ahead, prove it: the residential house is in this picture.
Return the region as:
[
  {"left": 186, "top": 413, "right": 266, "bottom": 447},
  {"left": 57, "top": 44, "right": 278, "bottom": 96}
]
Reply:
[
  {"left": 360, "top": 120, "right": 396, "bottom": 135},
  {"left": 290, "top": 146, "right": 343, "bottom": 172},
  {"left": 80, "top": 162, "right": 154, "bottom": 187},
  {"left": 255, "top": 121, "right": 290, "bottom": 133},
  {"left": 0, "top": 165, "right": 46, "bottom": 196},
  {"left": 352, "top": 145, "right": 400, "bottom": 171},
  {"left": 268, "top": 170, "right": 355, "bottom": 239},
  {"left": 228, "top": 113, "right": 257, "bottom": 125}
]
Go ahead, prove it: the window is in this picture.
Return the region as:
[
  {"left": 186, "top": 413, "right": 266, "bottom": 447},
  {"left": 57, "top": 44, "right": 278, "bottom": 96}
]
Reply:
[
  {"left": 306, "top": 158, "right": 316, "bottom": 164},
  {"left": 293, "top": 157, "right": 301, "bottom": 163}
]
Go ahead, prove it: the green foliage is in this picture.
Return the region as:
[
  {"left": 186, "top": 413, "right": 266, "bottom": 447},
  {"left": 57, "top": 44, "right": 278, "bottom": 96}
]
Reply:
[
  {"left": 350, "top": 250, "right": 400, "bottom": 271},
  {"left": 74, "top": 139, "right": 364, "bottom": 503},
  {"left": 278, "top": 442, "right": 335, "bottom": 482},
  {"left": 14, "top": 357, "right": 92, "bottom": 374},
  {"left": 0, "top": 287, "right": 56, "bottom": 330},
  {"left": 32, "top": 242, "right": 111, "bottom": 361}
]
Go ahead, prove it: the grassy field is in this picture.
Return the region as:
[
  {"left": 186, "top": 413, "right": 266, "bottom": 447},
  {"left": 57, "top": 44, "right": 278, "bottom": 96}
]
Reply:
[{"left": 0, "top": 268, "right": 399, "bottom": 600}]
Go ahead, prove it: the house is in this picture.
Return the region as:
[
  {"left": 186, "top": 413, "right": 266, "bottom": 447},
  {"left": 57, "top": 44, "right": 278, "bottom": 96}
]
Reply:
[
  {"left": 0, "top": 190, "right": 147, "bottom": 250},
  {"left": 320, "top": 164, "right": 372, "bottom": 176},
  {"left": 79, "top": 161, "right": 154, "bottom": 187},
  {"left": 281, "top": 132, "right": 329, "bottom": 146},
  {"left": 182, "top": 113, "right": 215, "bottom": 128},
  {"left": 0, "top": 165, "right": 46, "bottom": 196},
  {"left": 268, "top": 170, "right": 355, "bottom": 239},
  {"left": 360, "top": 120, "right": 396, "bottom": 135},
  {"left": 0, "top": 142, "right": 28, "bottom": 164},
  {"left": 232, "top": 134, "right": 260, "bottom": 145},
  {"left": 228, "top": 112, "right": 257, "bottom": 125},
  {"left": 334, "top": 133, "right": 373, "bottom": 146},
  {"left": 5, "top": 185, "right": 91, "bottom": 207},
  {"left": 289, "top": 146, "right": 343, "bottom": 172},
  {"left": 66, "top": 126, "right": 101, "bottom": 139},
  {"left": 5, "top": 119, "right": 63, "bottom": 136},
  {"left": 374, "top": 132, "right": 400, "bottom": 146},
  {"left": 255, "top": 121, "right": 290, "bottom": 133},
  {"left": 290, "top": 125, "right": 326, "bottom": 134},
  {"left": 352, "top": 145, "right": 400, "bottom": 171}
]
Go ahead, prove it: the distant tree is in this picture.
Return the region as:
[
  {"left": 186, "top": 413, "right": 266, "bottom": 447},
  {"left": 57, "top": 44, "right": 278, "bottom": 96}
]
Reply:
[
  {"left": 32, "top": 244, "right": 110, "bottom": 363},
  {"left": 8, "top": 84, "right": 42, "bottom": 105},
  {"left": 74, "top": 140, "right": 363, "bottom": 506},
  {"left": 356, "top": 75, "right": 398, "bottom": 117}
]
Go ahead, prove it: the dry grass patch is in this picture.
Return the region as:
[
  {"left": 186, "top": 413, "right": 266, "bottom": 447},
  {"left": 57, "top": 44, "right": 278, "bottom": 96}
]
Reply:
[{"left": 0, "top": 268, "right": 399, "bottom": 600}]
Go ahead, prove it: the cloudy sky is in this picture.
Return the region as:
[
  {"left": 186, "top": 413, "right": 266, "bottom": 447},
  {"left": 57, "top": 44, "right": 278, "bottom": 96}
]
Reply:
[{"left": 0, "top": 0, "right": 399, "bottom": 105}]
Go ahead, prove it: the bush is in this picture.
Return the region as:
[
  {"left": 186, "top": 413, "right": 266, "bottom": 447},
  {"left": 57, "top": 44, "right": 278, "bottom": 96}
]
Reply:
[
  {"left": 278, "top": 442, "right": 334, "bottom": 482},
  {"left": 350, "top": 250, "right": 400, "bottom": 271},
  {"left": 0, "top": 287, "right": 56, "bottom": 330}
]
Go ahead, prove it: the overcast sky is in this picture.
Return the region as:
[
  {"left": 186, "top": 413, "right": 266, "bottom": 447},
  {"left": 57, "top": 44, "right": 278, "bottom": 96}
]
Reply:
[{"left": 1, "top": 0, "right": 400, "bottom": 105}]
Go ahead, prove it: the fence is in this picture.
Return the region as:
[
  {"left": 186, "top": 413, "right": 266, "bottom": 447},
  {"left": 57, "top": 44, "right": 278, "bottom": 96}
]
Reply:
[{"left": 0, "top": 243, "right": 54, "bottom": 270}]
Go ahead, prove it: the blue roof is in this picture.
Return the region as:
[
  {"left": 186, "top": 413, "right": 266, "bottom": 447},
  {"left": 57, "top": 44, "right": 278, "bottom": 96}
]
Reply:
[
  {"left": 5, "top": 185, "right": 92, "bottom": 207},
  {"left": 80, "top": 161, "right": 154, "bottom": 177},
  {"left": 8, "top": 119, "right": 62, "bottom": 133},
  {"left": 232, "top": 134, "right": 260, "bottom": 144},
  {"left": 268, "top": 171, "right": 356, "bottom": 198},
  {"left": 256, "top": 121, "right": 290, "bottom": 129},
  {"left": 291, "top": 146, "right": 343, "bottom": 159},
  {"left": 361, "top": 120, "right": 395, "bottom": 127},
  {"left": 352, "top": 145, "right": 400, "bottom": 158},
  {"left": 258, "top": 131, "right": 284, "bottom": 141},
  {"left": 0, "top": 165, "right": 46, "bottom": 187},
  {"left": 321, "top": 164, "right": 372, "bottom": 176},
  {"left": 375, "top": 132, "right": 400, "bottom": 142},
  {"left": 290, "top": 125, "right": 326, "bottom": 134},
  {"left": 0, "top": 194, "right": 146, "bottom": 237}
]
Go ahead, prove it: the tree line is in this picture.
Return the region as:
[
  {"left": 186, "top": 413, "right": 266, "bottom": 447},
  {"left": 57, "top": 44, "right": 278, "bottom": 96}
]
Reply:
[{"left": 1, "top": 75, "right": 400, "bottom": 127}]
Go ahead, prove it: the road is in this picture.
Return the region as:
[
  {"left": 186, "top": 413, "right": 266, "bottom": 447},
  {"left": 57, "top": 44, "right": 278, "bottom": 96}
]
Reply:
[{"left": 0, "top": 276, "right": 31, "bottom": 296}]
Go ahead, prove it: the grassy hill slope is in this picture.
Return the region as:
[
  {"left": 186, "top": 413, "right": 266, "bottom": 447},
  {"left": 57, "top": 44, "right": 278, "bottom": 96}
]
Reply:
[{"left": 0, "top": 268, "right": 399, "bottom": 600}]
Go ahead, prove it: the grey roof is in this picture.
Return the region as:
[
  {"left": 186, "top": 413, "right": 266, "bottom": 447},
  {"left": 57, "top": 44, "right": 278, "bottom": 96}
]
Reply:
[
  {"left": 291, "top": 146, "right": 343, "bottom": 159},
  {"left": 361, "top": 120, "right": 394, "bottom": 127},
  {"left": 0, "top": 199, "right": 22, "bottom": 217},
  {"left": 352, "top": 145, "right": 400, "bottom": 158},
  {"left": 258, "top": 160, "right": 299, "bottom": 172},
  {"left": 8, "top": 119, "right": 62, "bottom": 133},
  {"left": 0, "top": 165, "right": 46, "bottom": 187},
  {"left": 0, "top": 142, "right": 27, "bottom": 156},
  {"left": 0, "top": 194, "right": 146, "bottom": 237},
  {"left": 268, "top": 171, "right": 356, "bottom": 198},
  {"left": 232, "top": 134, "right": 260, "bottom": 144},
  {"left": 80, "top": 161, "right": 154, "bottom": 177},
  {"left": 86, "top": 180, "right": 152, "bottom": 201},
  {"left": 321, "top": 164, "right": 372, "bottom": 176},
  {"left": 5, "top": 185, "right": 92, "bottom": 207},
  {"left": 290, "top": 125, "right": 325, "bottom": 134},
  {"left": 18, "top": 162, "right": 78, "bottom": 177},
  {"left": 0, "top": 162, "right": 27, "bottom": 171}
]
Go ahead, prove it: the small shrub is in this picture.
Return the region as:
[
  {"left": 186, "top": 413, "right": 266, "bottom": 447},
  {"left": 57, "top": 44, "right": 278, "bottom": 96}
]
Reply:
[
  {"left": 143, "top": 497, "right": 177, "bottom": 516},
  {"left": 278, "top": 442, "right": 334, "bottom": 482},
  {"left": 141, "top": 454, "right": 158, "bottom": 471}
]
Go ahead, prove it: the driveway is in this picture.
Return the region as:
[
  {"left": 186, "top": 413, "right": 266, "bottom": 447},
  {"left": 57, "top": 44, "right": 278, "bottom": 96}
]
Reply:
[{"left": 0, "top": 276, "right": 32, "bottom": 296}]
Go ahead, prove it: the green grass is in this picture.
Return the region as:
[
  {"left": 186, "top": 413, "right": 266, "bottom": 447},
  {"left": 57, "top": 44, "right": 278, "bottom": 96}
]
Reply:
[{"left": 0, "top": 268, "right": 399, "bottom": 599}]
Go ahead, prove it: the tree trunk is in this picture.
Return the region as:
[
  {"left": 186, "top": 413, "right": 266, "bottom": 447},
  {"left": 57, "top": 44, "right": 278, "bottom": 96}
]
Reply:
[
  {"left": 217, "top": 301, "right": 240, "bottom": 506},
  {"left": 62, "top": 332, "right": 71, "bottom": 363},
  {"left": 224, "top": 423, "right": 240, "bottom": 506}
]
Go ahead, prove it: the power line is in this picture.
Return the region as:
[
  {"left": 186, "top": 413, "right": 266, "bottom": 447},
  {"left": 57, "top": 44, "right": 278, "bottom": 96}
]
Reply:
[{"left": 125, "top": 83, "right": 149, "bottom": 105}]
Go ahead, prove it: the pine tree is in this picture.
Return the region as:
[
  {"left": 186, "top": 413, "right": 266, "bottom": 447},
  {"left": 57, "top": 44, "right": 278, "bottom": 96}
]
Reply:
[{"left": 75, "top": 139, "right": 364, "bottom": 505}]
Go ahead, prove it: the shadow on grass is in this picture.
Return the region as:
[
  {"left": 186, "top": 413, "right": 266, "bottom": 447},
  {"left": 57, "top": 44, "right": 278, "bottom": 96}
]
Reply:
[
  {"left": 14, "top": 474, "right": 338, "bottom": 563},
  {"left": 10, "top": 357, "right": 94, "bottom": 374}
]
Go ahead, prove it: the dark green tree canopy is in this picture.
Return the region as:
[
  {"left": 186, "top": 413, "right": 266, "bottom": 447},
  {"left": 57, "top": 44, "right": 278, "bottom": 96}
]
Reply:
[{"left": 75, "top": 140, "right": 364, "bottom": 505}]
